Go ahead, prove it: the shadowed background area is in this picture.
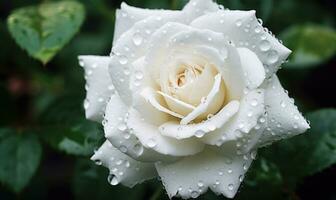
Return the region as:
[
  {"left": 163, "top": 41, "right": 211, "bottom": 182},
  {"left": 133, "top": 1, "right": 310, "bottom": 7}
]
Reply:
[{"left": 0, "top": 0, "right": 335, "bottom": 199}]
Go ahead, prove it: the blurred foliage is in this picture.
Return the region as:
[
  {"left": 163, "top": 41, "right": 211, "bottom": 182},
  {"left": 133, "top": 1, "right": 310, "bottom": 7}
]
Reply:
[
  {"left": 7, "top": 1, "right": 85, "bottom": 64},
  {"left": 280, "top": 25, "right": 336, "bottom": 68},
  {"left": 0, "top": 0, "right": 335, "bottom": 199}
]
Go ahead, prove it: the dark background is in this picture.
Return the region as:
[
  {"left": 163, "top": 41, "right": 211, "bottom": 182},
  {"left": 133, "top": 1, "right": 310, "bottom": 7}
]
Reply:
[{"left": 0, "top": 0, "right": 335, "bottom": 199}]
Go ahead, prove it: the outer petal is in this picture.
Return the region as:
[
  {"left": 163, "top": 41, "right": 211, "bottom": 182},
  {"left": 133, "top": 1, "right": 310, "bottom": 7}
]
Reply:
[
  {"left": 201, "top": 89, "right": 265, "bottom": 150},
  {"left": 237, "top": 47, "right": 265, "bottom": 89},
  {"left": 257, "top": 75, "right": 310, "bottom": 146},
  {"left": 104, "top": 94, "right": 176, "bottom": 162},
  {"left": 113, "top": 2, "right": 182, "bottom": 44},
  {"left": 113, "top": 0, "right": 219, "bottom": 44},
  {"left": 159, "top": 101, "right": 240, "bottom": 139},
  {"left": 191, "top": 10, "right": 292, "bottom": 77},
  {"left": 155, "top": 147, "right": 254, "bottom": 199},
  {"left": 91, "top": 141, "right": 156, "bottom": 187},
  {"left": 78, "top": 56, "right": 114, "bottom": 122},
  {"left": 127, "top": 108, "right": 205, "bottom": 156},
  {"left": 182, "top": 0, "right": 219, "bottom": 22}
]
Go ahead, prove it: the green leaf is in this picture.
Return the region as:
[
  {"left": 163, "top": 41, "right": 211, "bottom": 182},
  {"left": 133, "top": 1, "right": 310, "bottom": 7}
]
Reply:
[
  {"left": 72, "top": 159, "right": 147, "bottom": 200},
  {"left": 0, "top": 129, "right": 42, "bottom": 193},
  {"left": 39, "top": 94, "right": 103, "bottom": 156},
  {"left": 280, "top": 25, "right": 336, "bottom": 69},
  {"left": 264, "top": 109, "right": 336, "bottom": 187},
  {"left": 7, "top": 1, "right": 85, "bottom": 64},
  {"left": 236, "top": 157, "right": 285, "bottom": 200}
]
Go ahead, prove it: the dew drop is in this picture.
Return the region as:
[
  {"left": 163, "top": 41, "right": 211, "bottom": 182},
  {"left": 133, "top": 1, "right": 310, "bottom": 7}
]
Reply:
[
  {"left": 239, "top": 175, "right": 244, "bottom": 182},
  {"left": 125, "top": 161, "right": 130, "bottom": 168},
  {"left": 191, "top": 191, "right": 199, "bottom": 198},
  {"left": 235, "top": 19, "right": 242, "bottom": 27},
  {"left": 259, "top": 117, "right": 266, "bottom": 123},
  {"left": 267, "top": 50, "right": 279, "bottom": 64},
  {"left": 208, "top": 124, "right": 216, "bottom": 131},
  {"left": 119, "top": 55, "right": 128, "bottom": 65},
  {"left": 259, "top": 40, "right": 271, "bottom": 51},
  {"left": 133, "top": 143, "right": 144, "bottom": 156},
  {"left": 79, "top": 59, "right": 84, "bottom": 67},
  {"left": 118, "top": 123, "right": 127, "bottom": 131},
  {"left": 83, "top": 99, "right": 90, "bottom": 109},
  {"left": 197, "top": 181, "right": 204, "bottom": 188},
  {"left": 147, "top": 138, "right": 157, "bottom": 148},
  {"left": 228, "top": 184, "right": 234, "bottom": 191},
  {"left": 94, "top": 159, "right": 102, "bottom": 165},
  {"left": 280, "top": 101, "right": 286, "bottom": 108},
  {"left": 107, "top": 174, "right": 119, "bottom": 185},
  {"left": 132, "top": 32, "right": 143, "bottom": 46},
  {"left": 119, "top": 145, "right": 127, "bottom": 153},
  {"left": 135, "top": 71, "right": 144, "bottom": 79},
  {"left": 250, "top": 99, "right": 258, "bottom": 107},
  {"left": 195, "top": 130, "right": 205, "bottom": 138}
]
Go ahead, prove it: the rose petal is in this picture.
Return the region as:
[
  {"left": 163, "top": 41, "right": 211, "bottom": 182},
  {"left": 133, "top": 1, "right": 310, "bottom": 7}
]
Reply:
[
  {"left": 157, "top": 91, "right": 196, "bottom": 116},
  {"left": 104, "top": 94, "right": 176, "bottom": 162},
  {"left": 201, "top": 89, "right": 265, "bottom": 149},
  {"left": 181, "top": 74, "right": 225, "bottom": 124},
  {"left": 155, "top": 147, "right": 254, "bottom": 199},
  {"left": 191, "top": 10, "right": 292, "bottom": 77},
  {"left": 113, "top": 0, "right": 219, "bottom": 44},
  {"left": 113, "top": 2, "right": 183, "bottom": 44},
  {"left": 127, "top": 108, "right": 205, "bottom": 156},
  {"left": 258, "top": 75, "right": 310, "bottom": 146},
  {"left": 237, "top": 47, "right": 265, "bottom": 89},
  {"left": 139, "top": 87, "right": 184, "bottom": 119},
  {"left": 91, "top": 140, "right": 156, "bottom": 187},
  {"left": 159, "top": 100, "right": 240, "bottom": 139},
  {"left": 78, "top": 56, "right": 114, "bottom": 122},
  {"left": 182, "top": 0, "right": 219, "bottom": 22}
]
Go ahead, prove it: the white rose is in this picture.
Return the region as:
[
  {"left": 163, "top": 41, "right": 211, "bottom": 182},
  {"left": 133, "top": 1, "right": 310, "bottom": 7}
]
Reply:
[{"left": 78, "top": 0, "right": 309, "bottom": 199}]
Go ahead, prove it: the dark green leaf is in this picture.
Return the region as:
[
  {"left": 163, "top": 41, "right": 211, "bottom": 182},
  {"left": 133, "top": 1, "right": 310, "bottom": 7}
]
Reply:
[
  {"left": 0, "top": 129, "right": 42, "bottom": 193},
  {"left": 7, "top": 1, "right": 85, "bottom": 64},
  {"left": 280, "top": 25, "right": 336, "bottom": 69},
  {"left": 39, "top": 94, "right": 103, "bottom": 156},
  {"left": 264, "top": 109, "right": 336, "bottom": 187},
  {"left": 236, "top": 157, "right": 285, "bottom": 200}
]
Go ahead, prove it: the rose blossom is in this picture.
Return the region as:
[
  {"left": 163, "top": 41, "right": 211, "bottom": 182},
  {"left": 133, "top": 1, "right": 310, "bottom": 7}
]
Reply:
[{"left": 78, "top": 0, "right": 309, "bottom": 198}]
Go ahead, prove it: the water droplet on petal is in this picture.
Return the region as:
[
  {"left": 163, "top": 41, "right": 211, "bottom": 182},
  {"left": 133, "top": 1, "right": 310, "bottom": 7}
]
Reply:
[
  {"left": 83, "top": 99, "right": 90, "bottom": 109},
  {"left": 280, "top": 101, "right": 286, "bottom": 108},
  {"left": 94, "top": 159, "right": 102, "bottom": 165},
  {"left": 135, "top": 71, "right": 144, "bottom": 79},
  {"left": 132, "top": 32, "right": 143, "bottom": 46},
  {"left": 197, "top": 181, "right": 204, "bottom": 188},
  {"left": 235, "top": 19, "right": 242, "bottom": 27},
  {"left": 267, "top": 50, "right": 279, "bottom": 64},
  {"left": 228, "top": 184, "right": 234, "bottom": 191},
  {"left": 195, "top": 130, "right": 205, "bottom": 138},
  {"left": 250, "top": 99, "right": 258, "bottom": 107},
  {"left": 119, "top": 55, "right": 128, "bottom": 65},
  {"left": 147, "top": 138, "right": 157, "bottom": 148},
  {"left": 191, "top": 191, "right": 199, "bottom": 198},
  {"left": 119, "top": 145, "right": 127, "bottom": 153},
  {"left": 259, "top": 40, "right": 271, "bottom": 51},
  {"left": 118, "top": 123, "right": 127, "bottom": 131},
  {"left": 239, "top": 175, "right": 244, "bottom": 182},
  {"left": 107, "top": 174, "right": 119, "bottom": 185}
]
